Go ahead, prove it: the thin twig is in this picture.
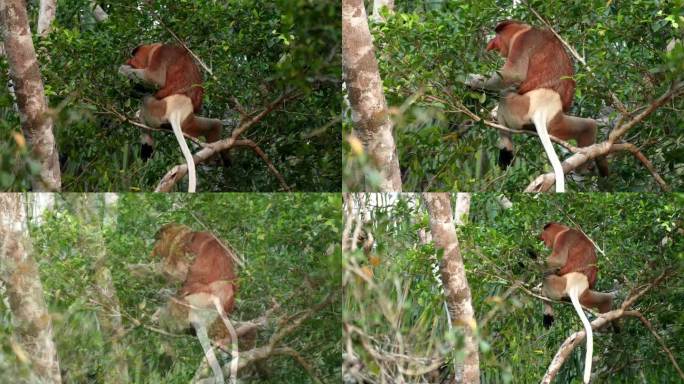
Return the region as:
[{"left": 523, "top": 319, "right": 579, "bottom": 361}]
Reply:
[
  {"left": 152, "top": 15, "right": 214, "bottom": 77},
  {"left": 624, "top": 311, "right": 684, "bottom": 380},
  {"left": 233, "top": 139, "right": 291, "bottom": 191}
]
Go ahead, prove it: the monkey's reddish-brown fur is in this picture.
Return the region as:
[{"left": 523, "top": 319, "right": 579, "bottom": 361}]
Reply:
[
  {"left": 487, "top": 21, "right": 575, "bottom": 112},
  {"left": 181, "top": 231, "right": 237, "bottom": 313},
  {"left": 541, "top": 222, "right": 615, "bottom": 316},
  {"left": 486, "top": 21, "right": 609, "bottom": 176},
  {"left": 127, "top": 44, "right": 204, "bottom": 113},
  {"left": 152, "top": 223, "right": 237, "bottom": 321},
  {"left": 541, "top": 222, "right": 597, "bottom": 288},
  {"left": 124, "top": 45, "right": 228, "bottom": 164}
]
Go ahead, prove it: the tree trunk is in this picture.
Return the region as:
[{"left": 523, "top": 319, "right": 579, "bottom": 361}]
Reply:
[
  {"left": 424, "top": 193, "right": 480, "bottom": 384},
  {"left": 454, "top": 193, "right": 471, "bottom": 226},
  {"left": 342, "top": 0, "right": 402, "bottom": 192},
  {"left": 372, "top": 0, "right": 394, "bottom": 22},
  {"left": 0, "top": 194, "right": 62, "bottom": 383},
  {"left": 1, "top": 0, "right": 61, "bottom": 191},
  {"left": 37, "top": 0, "right": 57, "bottom": 36},
  {"left": 91, "top": 2, "right": 108, "bottom": 22}
]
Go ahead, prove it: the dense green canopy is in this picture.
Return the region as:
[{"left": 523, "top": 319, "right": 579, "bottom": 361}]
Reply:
[
  {"left": 0, "top": 193, "right": 342, "bottom": 383},
  {"left": 1, "top": 0, "right": 340, "bottom": 191},
  {"left": 344, "top": 193, "right": 683, "bottom": 383},
  {"left": 344, "top": 0, "right": 683, "bottom": 191}
]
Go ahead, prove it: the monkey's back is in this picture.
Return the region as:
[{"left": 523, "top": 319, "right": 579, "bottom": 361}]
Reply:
[
  {"left": 181, "top": 231, "right": 237, "bottom": 313},
  {"left": 157, "top": 45, "right": 205, "bottom": 113},
  {"left": 517, "top": 28, "right": 575, "bottom": 112},
  {"left": 557, "top": 229, "right": 598, "bottom": 288}
]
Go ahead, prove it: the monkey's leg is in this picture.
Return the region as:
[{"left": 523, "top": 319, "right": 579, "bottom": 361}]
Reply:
[
  {"left": 186, "top": 116, "right": 230, "bottom": 167},
  {"left": 192, "top": 322, "right": 225, "bottom": 384},
  {"left": 541, "top": 274, "right": 567, "bottom": 328},
  {"left": 497, "top": 130, "right": 515, "bottom": 169},
  {"left": 550, "top": 114, "right": 609, "bottom": 176},
  {"left": 140, "top": 133, "right": 154, "bottom": 161},
  {"left": 581, "top": 290, "right": 620, "bottom": 332},
  {"left": 496, "top": 92, "right": 531, "bottom": 170},
  {"left": 543, "top": 301, "right": 555, "bottom": 328}
]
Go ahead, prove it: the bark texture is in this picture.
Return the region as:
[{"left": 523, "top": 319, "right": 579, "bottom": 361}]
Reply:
[
  {"left": 372, "top": 0, "right": 394, "bottom": 21},
  {"left": 0, "top": 194, "right": 62, "bottom": 383},
  {"left": 1, "top": 0, "right": 61, "bottom": 191},
  {"left": 91, "top": 2, "right": 108, "bottom": 22},
  {"left": 342, "top": 0, "right": 402, "bottom": 192},
  {"left": 37, "top": 0, "right": 57, "bottom": 36},
  {"left": 424, "top": 193, "right": 480, "bottom": 384},
  {"left": 454, "top": 193, "right": 471, "bottom": 226}
]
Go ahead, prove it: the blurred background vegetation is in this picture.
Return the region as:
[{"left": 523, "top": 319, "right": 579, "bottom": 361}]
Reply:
[
  {"left": 0, "top": 193, "right": 341, "bottom": 383},
  {"left": 344, "top": 0, "right": 684, "bottom": 191},
  {"left": 0, "top": 0, "right": 341, "bottom": 191},
  {"left": 343, "top": 193, "right": 683, "bottom": 383}
]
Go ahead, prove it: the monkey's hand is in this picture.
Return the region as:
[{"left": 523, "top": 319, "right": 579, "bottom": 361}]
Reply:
[
  {"left": 119, "top": 64, "right": 133, "bottom": 76},
  {"left": 119, "top": 64, "right": 146, "bottom": 81},
  {"left": 465, "top": 73, "right": 488, "bottom": 89}
]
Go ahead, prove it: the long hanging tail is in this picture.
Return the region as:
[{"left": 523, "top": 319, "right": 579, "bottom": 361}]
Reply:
[
  {"left": 212, "top": 297, "right": 238, "bottom": 384},
  {"left": 568, "top": 284, "right": 593, "bottom": 383},
  {"left": 532, "top": 108, "right": 565, "bottom": 192},
  {"left": 193, "top": 321, "right": 225, "bottom": 384},
  {"left": 168, "top": 109, "right": 197, "bottom": 193}
]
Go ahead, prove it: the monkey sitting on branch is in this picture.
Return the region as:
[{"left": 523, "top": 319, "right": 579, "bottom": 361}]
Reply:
[
  {"left": 538, "top": 222, "right": 617, "bottom": 384},
  {"left": 119, "top": 43, "right": 230, "bottom": 192},
  {"left": 151, "top": 223, "right": 241, "bottom": 383},
  {"left": 467, "top": 21, "right": 609, "bottom": 192}
]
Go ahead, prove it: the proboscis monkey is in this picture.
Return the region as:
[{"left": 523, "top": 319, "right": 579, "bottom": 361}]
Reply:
[
  {"left": 468, "top": 21, "right": 609, "bottom": 192},
  {"left": 152, "top": 223, "right": 239, "bottom": 383},
  {"left": 540, "top": 222, "right": 614, "bottom": 384},
  {"left": 119, "top": 44, "right": 228, "bottom": 192}
]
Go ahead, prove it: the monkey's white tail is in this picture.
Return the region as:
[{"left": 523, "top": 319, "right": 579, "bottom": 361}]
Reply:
[
  {"left": 168, "top": 110, "right": 197, "bottom": 193},
  {"left": 566, "top": 274, "right": 592, "bottom": 384},
  {"left": 213, "top": 297, "right": 238, "bottom": 384},
  {"left": 193, "top": 321, "right": 225, "bottom": 384},
  {"left": 532, "top": 107, "right": 565, "bottom": 192}
]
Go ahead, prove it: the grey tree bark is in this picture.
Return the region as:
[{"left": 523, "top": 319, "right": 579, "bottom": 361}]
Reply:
[
  {"left": 0, "top": 193, "right": 62, "bottom": 383},
  {"left": 372, "top": 0, "right": 394, "bottom": 22},
  {"left": 1, "top": 0, "right": 61, "bottom": 190},
  {"left": 342, "top": 0, "right": 402, "bottom": 192},
  {"left": 37, "top": 0, "right": 57, "bottom": 36},
  {"left": 91, "top": 2, "right": 108, "bottom": 22},
  {"left": 424, "top": 193, "right": 480, "bottom": 384}
]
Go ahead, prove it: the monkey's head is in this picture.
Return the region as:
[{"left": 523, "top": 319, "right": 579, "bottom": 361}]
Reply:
[
  {"left": 540, "top": 222, "right": 568, "bottom": 248},
  {"left": 125, "top": 43, "right": 161, "bottom": 68},
  {"left": 486, "top": 20, "right": 529, "bottom": 57},
  {"left": 152, "top": 223, "right": 195, "bottom": 283}
]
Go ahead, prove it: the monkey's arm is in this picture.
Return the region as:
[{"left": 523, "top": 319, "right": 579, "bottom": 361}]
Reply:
[
  {"left": 466, "top": 71, "right": 521, "bottom": 92},
  {"left": 545, "top": 230, "right": 574, "bottom": 270},
  {"left": 119, "top": 65, "right": 147, "bottom": 82},
  {"left": 499, "top": 36, "right": 529, "bottom": 86}
]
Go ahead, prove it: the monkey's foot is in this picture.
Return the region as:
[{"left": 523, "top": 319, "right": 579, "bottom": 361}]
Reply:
[
  {"left": 543, "top": 314, "right": 554, "bottom": 328},
  {"left": 498, "top": 149, "right": 514, "bottom": 169},
  {"left": 141, "top": 143, "right": 154, "bottom": 161}
]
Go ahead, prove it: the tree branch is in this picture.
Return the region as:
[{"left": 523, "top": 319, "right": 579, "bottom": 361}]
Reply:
[
  {"left": 541, "top": 270, "right": 672, "bottom": 383},
  {"left": 155, "top": 90, "right": 299, "bottom": 192}
]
